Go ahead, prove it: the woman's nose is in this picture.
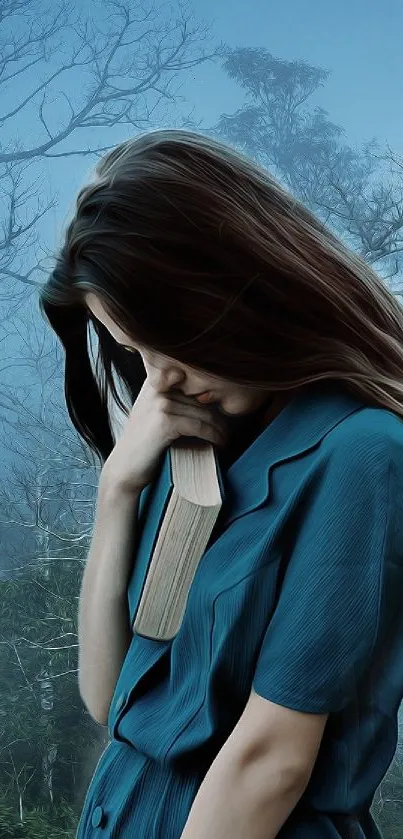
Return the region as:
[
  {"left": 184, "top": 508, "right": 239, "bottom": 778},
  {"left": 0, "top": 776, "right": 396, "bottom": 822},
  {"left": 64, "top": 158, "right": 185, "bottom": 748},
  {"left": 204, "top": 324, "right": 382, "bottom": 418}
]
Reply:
[{"left": 148, "top": 366, "right": 185, "bottom": 394}]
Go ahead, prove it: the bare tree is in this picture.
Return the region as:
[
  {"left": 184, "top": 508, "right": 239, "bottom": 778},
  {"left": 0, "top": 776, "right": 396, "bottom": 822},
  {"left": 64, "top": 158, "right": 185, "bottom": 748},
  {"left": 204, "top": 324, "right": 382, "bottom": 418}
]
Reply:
[
  {"left": 0, "top": 296, "right": 132, "bottom": 813},
  {"left": 0, "top": 348, "right": 110, "bottom": 813},
  {"left": 0, "top": 0, "right": 222, "bottom": 293}
]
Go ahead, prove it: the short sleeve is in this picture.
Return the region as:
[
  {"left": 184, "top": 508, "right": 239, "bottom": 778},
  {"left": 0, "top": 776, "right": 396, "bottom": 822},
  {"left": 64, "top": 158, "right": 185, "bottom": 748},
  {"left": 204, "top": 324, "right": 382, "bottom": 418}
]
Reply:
[{"left": 252, "top": 424, "right": 396, "bottom": 714}]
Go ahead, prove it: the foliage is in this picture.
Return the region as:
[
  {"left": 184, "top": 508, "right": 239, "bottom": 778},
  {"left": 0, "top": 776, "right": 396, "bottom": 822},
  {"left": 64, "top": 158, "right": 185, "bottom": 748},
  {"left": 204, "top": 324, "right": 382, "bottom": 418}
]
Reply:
[
  {"left": 372, "top": 753, "right": 403, "bottom": 839},
  {"left": 0, "top": 556, "right": 101, "bottom": 818},
  {"left": 210, "top": 46, "right": 403, "bottom": 287},
  {"left": 0, "top": 789, "right": 77, "bottom": 838}
]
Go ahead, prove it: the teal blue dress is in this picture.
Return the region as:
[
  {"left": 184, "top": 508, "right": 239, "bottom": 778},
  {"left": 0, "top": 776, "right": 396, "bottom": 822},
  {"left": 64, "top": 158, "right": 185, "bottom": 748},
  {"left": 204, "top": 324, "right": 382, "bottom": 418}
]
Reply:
[{"left": 76, "top": 383, "right": 403, "bottom": 838}]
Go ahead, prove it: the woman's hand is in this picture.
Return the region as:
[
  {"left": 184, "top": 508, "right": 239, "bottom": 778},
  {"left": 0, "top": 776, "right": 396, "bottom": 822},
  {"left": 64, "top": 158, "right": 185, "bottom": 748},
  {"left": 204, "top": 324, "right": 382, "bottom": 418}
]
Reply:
[{"left": 102, "top": 378, "right": 228, "bottom": 494}]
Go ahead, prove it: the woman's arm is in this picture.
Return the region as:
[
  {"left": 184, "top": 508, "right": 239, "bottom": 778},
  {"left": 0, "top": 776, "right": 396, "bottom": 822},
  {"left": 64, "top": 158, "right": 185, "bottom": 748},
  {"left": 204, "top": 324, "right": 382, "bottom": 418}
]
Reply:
[
  {"left": 77, "top": 471, "right": 140, "bottom": 725},
  {"left": 179, "top": 690, "right": 326, "bottom": 839}
]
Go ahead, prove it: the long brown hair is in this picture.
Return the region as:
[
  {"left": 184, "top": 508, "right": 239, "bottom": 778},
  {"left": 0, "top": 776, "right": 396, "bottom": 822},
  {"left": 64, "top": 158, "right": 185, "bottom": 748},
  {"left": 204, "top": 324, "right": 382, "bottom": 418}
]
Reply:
[{"left": 39, "top": 128, "right": 403, "bottom": 465}]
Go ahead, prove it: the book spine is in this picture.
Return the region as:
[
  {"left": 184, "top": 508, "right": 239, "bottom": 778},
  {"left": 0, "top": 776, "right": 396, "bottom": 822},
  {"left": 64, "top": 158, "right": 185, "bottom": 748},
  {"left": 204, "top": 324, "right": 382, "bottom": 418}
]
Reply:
[{"left": 213, "top": 446, "right": 225, "bottom": 504}]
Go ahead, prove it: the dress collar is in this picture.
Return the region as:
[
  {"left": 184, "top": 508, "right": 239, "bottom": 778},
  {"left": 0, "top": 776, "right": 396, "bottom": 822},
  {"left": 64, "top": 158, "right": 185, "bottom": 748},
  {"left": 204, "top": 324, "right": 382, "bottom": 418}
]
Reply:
[{"left": 218, "top": 382, "right": 365, "bottom": 528}]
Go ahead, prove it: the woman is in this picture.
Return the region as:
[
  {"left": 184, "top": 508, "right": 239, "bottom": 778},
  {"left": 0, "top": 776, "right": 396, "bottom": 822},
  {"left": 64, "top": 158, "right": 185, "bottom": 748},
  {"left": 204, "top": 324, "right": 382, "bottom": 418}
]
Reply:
[{"left": 39, "top": 129, "right": 403, "bottom": 839}]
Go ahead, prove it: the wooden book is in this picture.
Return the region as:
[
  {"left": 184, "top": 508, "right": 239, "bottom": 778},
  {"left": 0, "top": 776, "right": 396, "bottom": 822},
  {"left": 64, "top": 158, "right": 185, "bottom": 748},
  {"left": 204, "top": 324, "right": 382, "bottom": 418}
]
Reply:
[{"left": 131, "top": 438, "right": 224, "bottom": 641}]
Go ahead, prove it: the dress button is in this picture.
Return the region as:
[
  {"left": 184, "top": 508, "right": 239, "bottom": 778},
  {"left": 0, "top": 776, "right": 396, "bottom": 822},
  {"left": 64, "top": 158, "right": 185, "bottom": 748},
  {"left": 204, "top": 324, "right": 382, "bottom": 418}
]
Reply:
[
  {"left": 115, "top": 692, "right": 126, "bottom": 713},
  {"left": 91, "top": 805, "right": 106, "bottom": 828}
]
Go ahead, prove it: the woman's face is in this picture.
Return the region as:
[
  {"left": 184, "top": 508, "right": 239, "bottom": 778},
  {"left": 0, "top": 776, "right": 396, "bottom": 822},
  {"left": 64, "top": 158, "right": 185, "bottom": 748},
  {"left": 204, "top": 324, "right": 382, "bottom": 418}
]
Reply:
[{"left": 85, "top": 293, "right": 271, "bottom": 416}]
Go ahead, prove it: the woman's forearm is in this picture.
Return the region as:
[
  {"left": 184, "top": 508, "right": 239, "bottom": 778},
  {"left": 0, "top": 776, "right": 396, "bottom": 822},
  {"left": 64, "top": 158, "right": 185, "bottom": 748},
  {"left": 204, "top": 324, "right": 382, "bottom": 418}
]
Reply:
[
  {"left": 180, "top": 743, "right": 307, "bottom": 839},
  {"left": 78, "top": 472, "right": 140, "bottom": 725}
]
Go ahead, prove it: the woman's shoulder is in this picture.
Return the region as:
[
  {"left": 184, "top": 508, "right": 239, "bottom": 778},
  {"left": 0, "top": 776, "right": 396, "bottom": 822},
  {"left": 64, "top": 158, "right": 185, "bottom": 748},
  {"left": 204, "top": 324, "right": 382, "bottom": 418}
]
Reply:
[{"left": 320, "top": 400, "right": 403, "bottom": 466}]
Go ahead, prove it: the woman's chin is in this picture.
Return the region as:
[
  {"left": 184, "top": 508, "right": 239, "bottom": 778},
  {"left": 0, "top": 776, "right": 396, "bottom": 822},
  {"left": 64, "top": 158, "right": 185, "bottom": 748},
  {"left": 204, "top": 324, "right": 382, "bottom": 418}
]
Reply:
[{"left": 217, "top": 400, "right": 253, "bottom": 417}]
